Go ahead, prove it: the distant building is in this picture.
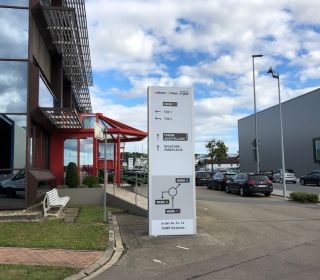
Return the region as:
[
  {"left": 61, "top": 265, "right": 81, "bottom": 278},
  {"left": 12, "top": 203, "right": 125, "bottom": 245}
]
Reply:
[
  {"left": 197, "top": 156, "right": 240, "bottom": 171},
  {"left": 238, "top": 88, "right": 320, "bottom": 177}
]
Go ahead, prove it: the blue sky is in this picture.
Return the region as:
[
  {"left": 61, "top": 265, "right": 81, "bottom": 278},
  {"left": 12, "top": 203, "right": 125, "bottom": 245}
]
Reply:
[{"left": 86, "top": 0, "right": 320, "bottom": 154}]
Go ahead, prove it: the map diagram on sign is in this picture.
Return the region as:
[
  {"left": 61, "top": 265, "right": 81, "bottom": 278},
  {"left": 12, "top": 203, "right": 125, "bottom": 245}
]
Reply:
[
  {"left": 155, "top": 177, "right": 190, "bottom": 214},
  {"left": 161, "top": 183, "right": 181, "bottom": 208}
]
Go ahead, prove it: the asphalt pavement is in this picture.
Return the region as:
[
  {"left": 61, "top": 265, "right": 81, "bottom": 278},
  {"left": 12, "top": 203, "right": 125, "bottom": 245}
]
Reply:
[{"left": 93, "top": 186, "right": 320, "bottom": 280}]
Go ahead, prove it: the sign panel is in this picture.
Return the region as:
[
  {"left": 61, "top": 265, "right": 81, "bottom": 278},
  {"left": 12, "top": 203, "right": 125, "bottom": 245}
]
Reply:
[
  {"left": 128, "top": 158, "right": 134, "bottom": 170},
  {"left": 148, "top": 86, "right": 196, "bottom": 236},
  {"left": 94, "top": 122, "right": 105, "bottom": 141}
]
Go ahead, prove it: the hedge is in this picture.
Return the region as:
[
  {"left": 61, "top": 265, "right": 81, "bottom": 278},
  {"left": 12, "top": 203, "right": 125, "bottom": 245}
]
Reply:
[{"left": 289, "top": 192, "right": 319, "bottom": 203}]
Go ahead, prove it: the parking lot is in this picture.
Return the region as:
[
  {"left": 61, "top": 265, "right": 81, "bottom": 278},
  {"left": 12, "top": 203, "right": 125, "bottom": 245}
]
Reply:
[{"left": 97, "top": 184, "right": 320, "bottom": 280}]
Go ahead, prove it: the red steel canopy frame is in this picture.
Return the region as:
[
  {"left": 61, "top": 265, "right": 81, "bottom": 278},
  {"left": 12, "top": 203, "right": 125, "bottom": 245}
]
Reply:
[{"left": 50, "top": 113, "right": 147, "bottom": 187}]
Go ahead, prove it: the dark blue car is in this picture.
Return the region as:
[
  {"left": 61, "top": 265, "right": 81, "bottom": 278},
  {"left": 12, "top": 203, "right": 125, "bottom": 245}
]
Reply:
[{"left": 225, "top": 173, "right": 273, "bottom": 197}]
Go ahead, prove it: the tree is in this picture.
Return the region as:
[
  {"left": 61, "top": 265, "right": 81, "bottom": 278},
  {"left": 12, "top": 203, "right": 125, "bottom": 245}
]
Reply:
[
  {"left": 65, "top": 162, "right": 79, "bottom": 188},
  {"left": 205, "top": 139, "right": 228, "bottom": 173}
]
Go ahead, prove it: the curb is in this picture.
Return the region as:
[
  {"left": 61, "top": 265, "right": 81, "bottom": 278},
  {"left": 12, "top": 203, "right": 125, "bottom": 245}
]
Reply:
[
  {"left": 271, "top": 193, "right": 288, "bottom": 198},
  {"left": 64, "top": 212, "right": 124, "bottom": 280}
]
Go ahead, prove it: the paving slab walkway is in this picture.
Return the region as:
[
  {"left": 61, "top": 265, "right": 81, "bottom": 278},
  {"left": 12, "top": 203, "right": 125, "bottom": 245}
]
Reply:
[
  {"left": 106, "top": 184, "right": 148, "bottom": 210},
  {"left": 0, "top": 247, "right": 103, "bottom": 268}
]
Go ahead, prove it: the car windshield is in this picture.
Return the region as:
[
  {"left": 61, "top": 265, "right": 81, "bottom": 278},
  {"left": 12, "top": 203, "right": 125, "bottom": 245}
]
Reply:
[
  {"left": 225, "top": 174, "right": 236, "bottom": 179},
  {"left": 197, "top": 172, "right": 210, "bottom": 178},
  {"left": 285, "top": 169, "right": 294, "bottom": 173},
  {"left": 249, "top": 175, "right": 268, "bottom": 181}
]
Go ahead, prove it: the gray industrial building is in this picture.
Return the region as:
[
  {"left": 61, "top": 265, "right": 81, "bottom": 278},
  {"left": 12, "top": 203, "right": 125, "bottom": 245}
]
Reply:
[{"left": 238, "top": 88, "right": 320, "bottom": 177}]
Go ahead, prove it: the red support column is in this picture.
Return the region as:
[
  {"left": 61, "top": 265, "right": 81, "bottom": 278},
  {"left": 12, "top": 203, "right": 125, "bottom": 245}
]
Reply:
[
  {"left": 113, "top": 143, "right": 116, "bottom": 184},
  {"left": 93, "top": 138, "right": 98, "bottom": 177},
  {"left": 77, "top": 138, "right": 80, "bottom": 182},
  {"left": 117, "top": 136, "right": 121, "bottom": 186},
  {"left": 50, "top": 132, "right": 64, "bottom": 185}
]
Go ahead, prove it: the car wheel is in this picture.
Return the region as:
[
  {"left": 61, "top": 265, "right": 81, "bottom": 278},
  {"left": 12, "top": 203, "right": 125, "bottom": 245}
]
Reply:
[
  {"left": 317, "top": 181, "right": 320, "bottom": 187},
  {"left": 239, "top": 187, "right": 245, "bottom": 197},
  {"left": 301, "top": 179, "right": 306, "bottom": 185},
  {"left": 218, "top": 183, "right": 222, "bottom": 191},
  {"left": 207, "top": 183, "right": 212, "bottom": 189},
  {"left": 225, "top": 186, "right": 230, "bottom": 193},
  {"left": 264, "top": 192, "right": 271, "bottom": 197},
  {"left": 6, "top": 188, "right": 15, "bottom": 198}
]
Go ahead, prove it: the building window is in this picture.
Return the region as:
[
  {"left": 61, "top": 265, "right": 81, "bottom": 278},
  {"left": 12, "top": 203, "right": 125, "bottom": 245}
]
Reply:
[
  {"left": 63, "top": 138, "right": 94, "bottom": 184},
  {"left": 313, "top": 138, "right": 320, "bottom": 163},
  {"left": 80, "top": 138, "right": 93, "bottom": 166},
  {"left": 64, "top": 139, "right": 78, "bottom": 168},
  {"left": 0, "top": 61, "right": 28, "bottom": 113},
  {"left": 0, "top": 7, "right": 28, "bottom": 59},
  {"left": 0, "top": 1, "right": 29, "bottom": 6},
  {"left": 39, "top": 76, "right": 54, "bottom": 107},
  {"left": 0, "top": 114, "right": 26, "bottom": 209},
  {"left": 0, "top": 5, "right": 28, "bottom": 209},
  {"left": 82, "top": 115, "right": 96, "bottom": 128},
  {"left": 99, "top": 143, "right": 114, "bottom": 160},
  {"left": 0, "top": 115, "right": 26, "bottom": 170}
]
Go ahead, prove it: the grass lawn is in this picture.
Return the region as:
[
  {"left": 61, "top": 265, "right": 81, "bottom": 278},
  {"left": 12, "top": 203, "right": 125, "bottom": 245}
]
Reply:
[
  {"left": 0, "top": 205, "right": 108, "bottom": 250},
  {"left": 0, "top": 264, "right": 78, "bottom": 280}
]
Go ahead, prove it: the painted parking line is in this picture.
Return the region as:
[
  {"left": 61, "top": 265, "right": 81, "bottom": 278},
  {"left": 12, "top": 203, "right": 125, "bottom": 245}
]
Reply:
[
  {"left": 153, "top": 259, "right": 166, "bottom": 265},
  {"left": 176, "top": 245, "right": 190, "bottom": 250}
]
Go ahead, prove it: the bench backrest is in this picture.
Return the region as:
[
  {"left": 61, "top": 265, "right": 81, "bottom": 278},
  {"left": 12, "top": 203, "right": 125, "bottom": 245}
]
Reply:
[{"left": 46, "top": 188, "right": 59, "bottom": 205}]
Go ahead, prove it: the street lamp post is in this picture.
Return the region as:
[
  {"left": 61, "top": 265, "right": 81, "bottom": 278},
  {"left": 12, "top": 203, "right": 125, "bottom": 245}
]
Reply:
[
  {"left": 103, "top": 129, "right": 108, "bottom": 222},
  {"left": 252, "top": 54, "right": 263, "bottom": 173},
  {"left": 267, "top": 67, "right": 287, "bottom": 199}
]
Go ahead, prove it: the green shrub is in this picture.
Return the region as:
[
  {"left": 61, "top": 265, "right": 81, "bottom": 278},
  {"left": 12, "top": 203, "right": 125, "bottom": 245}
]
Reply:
[
  {"left": 289, "top": 192, "right": 319, "bottom": 203},
  {"left": 82, "top": 176, "right": 99, "bottom": 188},
  {"left": 123, "top": 174, "right": 148, "bottom": 186},
  {"left": 65, "top": 162, "right": 79, "bottom": 188},
  {"left": 98, "top": 169, "right": 114, "bottom": 183}
]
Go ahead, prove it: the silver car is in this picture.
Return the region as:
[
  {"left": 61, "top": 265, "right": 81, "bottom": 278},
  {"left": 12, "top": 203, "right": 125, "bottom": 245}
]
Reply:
[
  {"left": 0, "top": 170, "right": 26, "bottom": 197},
  {"left": 273, "top": 169, "right": 296, "bottom": 183}
]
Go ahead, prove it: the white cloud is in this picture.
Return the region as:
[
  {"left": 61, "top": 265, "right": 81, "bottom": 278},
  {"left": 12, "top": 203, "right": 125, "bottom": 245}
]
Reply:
[
  {"left": 86, "top": 0, "right": 320, "bottom": 154},
  {"left": 91, "top": 91, "right": 147, "bottom": 132}
]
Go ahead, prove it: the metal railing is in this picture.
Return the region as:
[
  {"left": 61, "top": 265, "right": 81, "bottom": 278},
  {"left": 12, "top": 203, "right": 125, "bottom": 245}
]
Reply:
[{"left": 115, "top": 170, "right": 149, "bottom": 208}]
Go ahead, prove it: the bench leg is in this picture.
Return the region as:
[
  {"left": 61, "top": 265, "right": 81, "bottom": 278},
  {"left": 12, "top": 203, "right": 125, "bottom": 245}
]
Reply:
[{"left": 43, "top": 195, "right": 50, "bottom": 217}]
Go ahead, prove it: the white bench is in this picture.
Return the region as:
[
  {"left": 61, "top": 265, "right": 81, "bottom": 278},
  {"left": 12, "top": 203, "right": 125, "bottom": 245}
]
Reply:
[{"left": 43, "top": 188, "right": 70, "bottom": 217}]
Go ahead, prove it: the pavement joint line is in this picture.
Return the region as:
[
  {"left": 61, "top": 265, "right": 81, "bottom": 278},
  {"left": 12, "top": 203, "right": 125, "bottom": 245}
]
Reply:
[{"left": 64, "top": 211, "right": 124, "bottom": 280}]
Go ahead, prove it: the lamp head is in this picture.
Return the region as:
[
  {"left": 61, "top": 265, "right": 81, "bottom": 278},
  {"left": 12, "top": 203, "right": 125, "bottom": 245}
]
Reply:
[
  {"left": 267, "top": 67, "right": 273, "bottom": 74},
  {"left": 267, "top": 66, "right": 279, "bottom": 79},
  {"left": 252, "top": 54, "right": 263, "bottom": 58}
]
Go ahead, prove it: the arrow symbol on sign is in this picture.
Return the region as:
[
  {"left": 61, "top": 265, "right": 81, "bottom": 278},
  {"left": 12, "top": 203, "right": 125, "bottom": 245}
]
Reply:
[{"left": 155, "top": 117, "right": 161, "bottom": 120}]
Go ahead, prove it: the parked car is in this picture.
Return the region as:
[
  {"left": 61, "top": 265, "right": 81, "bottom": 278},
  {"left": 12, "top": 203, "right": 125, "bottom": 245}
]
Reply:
[
  {"left": 0, "top": 170, "right": 26, "bottom": 198},
  {"left": 195, "top": 171, "right": 212, "bottom": 186},
  {"left": 300, "top": 170, "right": 320, "bottom": 186},
  {"left": 207, "top": 172, "right": 237, "bottom": 191},
  {"left": 263, "top": 170, "right": 274, "bottom": 181},
  {"left": 225, "top": 173, "right": 273, "bottom": 196},
  {"left": 273, "top": 169, "right": 297, "bottom": 183}
]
